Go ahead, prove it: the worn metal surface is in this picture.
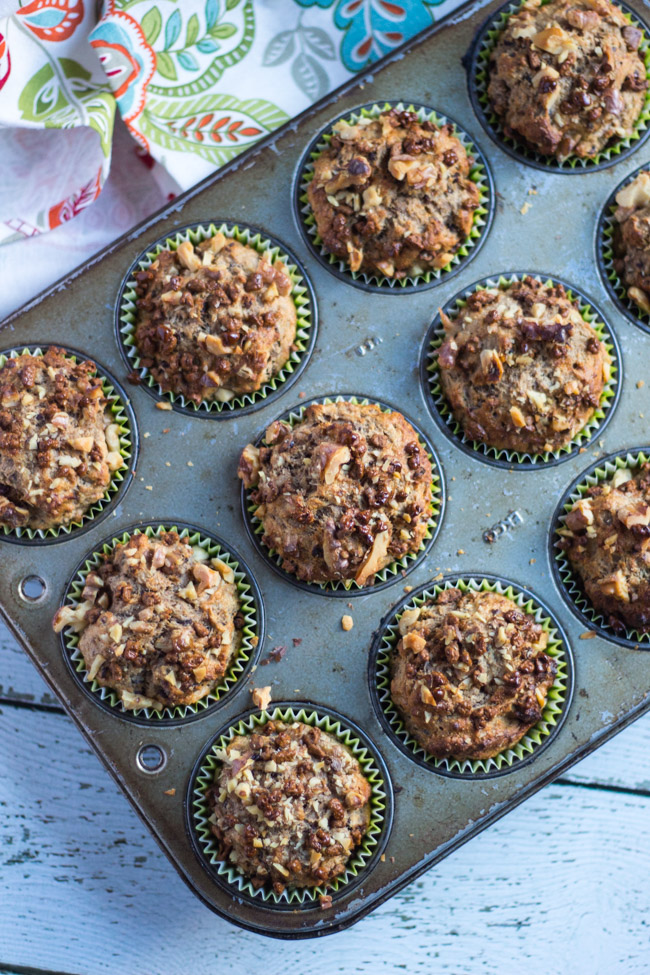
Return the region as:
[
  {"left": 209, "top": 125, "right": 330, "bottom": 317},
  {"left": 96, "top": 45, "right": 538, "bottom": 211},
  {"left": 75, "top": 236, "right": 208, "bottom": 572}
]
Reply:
[{"left": 1, "top": 0, "right": 650, "bottom": 939}]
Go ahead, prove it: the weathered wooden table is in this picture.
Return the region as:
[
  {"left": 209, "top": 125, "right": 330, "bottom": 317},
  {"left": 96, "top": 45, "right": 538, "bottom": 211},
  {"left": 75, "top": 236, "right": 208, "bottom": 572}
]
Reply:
[{"left": 1, "top": 618, "right": 649, "bottom": 974}]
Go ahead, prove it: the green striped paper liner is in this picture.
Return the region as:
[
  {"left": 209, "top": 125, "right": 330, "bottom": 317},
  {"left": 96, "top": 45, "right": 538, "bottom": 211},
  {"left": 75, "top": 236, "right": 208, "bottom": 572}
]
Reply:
[
  {"left": 118, "top": 222, "right": 314, "bottom": 413},
  {"left": 426, "top": 274, "right": 619, "bottom": 465},
  {"left": 298, "top": 101, "right": 491, "bottom": 288},
  {"left": 375, "top": 577, "right": 569, "bottom": 775},
  {"left": 192, "top": 705, "right": 388, "bottom": 904},
  {"left": 553, "top": 449, "right": 650, "bottom": 644},
  {"left": 0, "top": 346, "right": 133, "bottom": 540},
  {"left": 599, "top": 166, "right": 650, "bottom": 329},
  {"left": 59, "top": 524, "right": 260, "bottom": 720},
  {"left": 473, "top": 0, "right": 650, "bottom": 169},
  {"left": 245, "top": 395, "right": 443, "bottom": 592}
]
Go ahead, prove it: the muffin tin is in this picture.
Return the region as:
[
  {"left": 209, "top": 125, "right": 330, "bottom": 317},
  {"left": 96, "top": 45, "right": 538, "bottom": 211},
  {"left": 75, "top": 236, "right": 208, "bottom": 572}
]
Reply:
[{"left": 1, "top": 0, "right": 650, "bottom": 939}]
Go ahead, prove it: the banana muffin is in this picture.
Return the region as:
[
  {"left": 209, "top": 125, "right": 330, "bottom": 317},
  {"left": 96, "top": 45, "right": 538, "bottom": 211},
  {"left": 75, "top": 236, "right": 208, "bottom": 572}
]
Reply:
[
  {"left": 436, "top": 276, "right": 610, "bottom": 454},
  {"left": 132, "top": 234, "right": 297, "bottom": 405},
  {"left": 207, "top": 720, "right": 371, "bottom": 893},
  {"left": 0, "top": 347, "right": 123, "bottom": 532},
  {"left": 390, "top": 588, "right": 557, "bottom": 760},
  {"left": 487, "top": 0, "right": 647, "bottom": 160},
  {"left": 306, "top": 108, "right": 481, "bottom": 278},
  {"left": 560, "top": 463, "right": 650, "bottom": 632},
  {"left": 611, "top": 169, "right": 650, "bottom": 315},
  {"left": 238, "top": 401, "right": 433, "bottom": 586},
  {"left": 53, "top": 530, "right": 242, "bottom": 711}
]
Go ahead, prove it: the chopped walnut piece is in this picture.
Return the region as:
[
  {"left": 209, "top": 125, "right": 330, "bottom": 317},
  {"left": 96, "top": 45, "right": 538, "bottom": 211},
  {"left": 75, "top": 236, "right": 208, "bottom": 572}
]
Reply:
[{"left": 250, "top": 685, "right": 272, "bottom": 710}]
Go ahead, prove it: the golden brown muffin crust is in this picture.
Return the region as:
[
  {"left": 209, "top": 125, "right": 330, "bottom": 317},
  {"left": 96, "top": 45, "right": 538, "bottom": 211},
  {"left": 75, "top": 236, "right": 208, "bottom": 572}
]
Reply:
[
  {"left": 238, "top": 401, "right": 433, "bottom": 586},
  {"left": 612, "top": 170, "right": 650, "bottom": 315},
  {"left": 560, "top": 463, "right": 650, "bottom": 632},
  {"left": 133, "top": 234, "right": 297, "bottom": 404},
  {"left": 437, "top": 276, "right": 610, "bottom": 454},
  {"left": 208, "top": 721, "right": 371, "bottom": 892},
  {"left": 487, "top": 0, "right": 647, "bottom": 160},
  {"left": 306, "top": 108, "right": 481, "bottom": 278},
  {"left": 0, "top": 347, "right": 122, "bottom": 531},
  {"left": 53, "top": 531, "right": 242, "bottom": 710},
  {"left": 390, "top": 589, "right": 557, "bottom": 761}
]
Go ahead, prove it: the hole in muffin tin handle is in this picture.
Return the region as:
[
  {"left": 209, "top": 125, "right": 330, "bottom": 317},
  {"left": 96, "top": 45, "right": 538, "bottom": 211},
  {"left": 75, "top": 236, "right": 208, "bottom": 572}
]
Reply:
[
  {"left": 18, "top": 575, "right": 47, "bottom": 603},
  {"left": 136, "top": 744, "right": 167, "bottom": 774}
]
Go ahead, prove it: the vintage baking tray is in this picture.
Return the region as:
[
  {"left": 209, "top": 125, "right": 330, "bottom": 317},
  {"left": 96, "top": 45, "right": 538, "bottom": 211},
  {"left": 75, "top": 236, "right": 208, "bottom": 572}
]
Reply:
[{"left": 2, "top": 0, "right": 650, "bottom": 939}]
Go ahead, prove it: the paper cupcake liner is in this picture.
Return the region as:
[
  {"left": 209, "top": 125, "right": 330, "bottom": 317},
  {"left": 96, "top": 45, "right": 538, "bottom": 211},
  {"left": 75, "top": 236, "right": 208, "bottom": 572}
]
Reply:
[
  {"left": 190, "top": 703, "right": 392, "bottom": 907},
  {"left": 293, "top": 101, "right": 495, "bottom": 293},
  {"left": 370, "top": 575, "right": 573, "bottom": 778},
  {"left": 421, "top": 272, "right": 621, "bottom": 469},
  {"left": 241, "top": 394, "right": 445, "bottom": 596},
  {"left": 469, "top": 0, "right": 650, "bottom": 173},
  {"left": 116, "top": 222, "right": 317, "bottom": 417},
  {"left": 597, "top": 160, "right": 650, "bottom": 335},
  {"left": 551, "top": 447, "right": 650, "bottom": 648},
  {"left": 58, "top": 522, "right": 264, "bottom": 723},
  {"left": 0, "top": 345, "right": 136, "bottom": 544}
]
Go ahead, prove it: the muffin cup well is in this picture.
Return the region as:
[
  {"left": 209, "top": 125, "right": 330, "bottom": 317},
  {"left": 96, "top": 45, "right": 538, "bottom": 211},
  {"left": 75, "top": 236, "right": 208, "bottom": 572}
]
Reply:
[
  {"left": 0, "top": 345, "right": 137, "bottom": 544},
  {"left": 468, "top": 0, "right": 650, "bottom": 173},
  {"left": 421, "top": 272, "right": 621, "bottom": 470},
  {"left": 597, "top": 159, "right": 650, "bottom": 335},
  {"left": 189, "top": 702, "right": 392, "bottom": 908},
  {"left": 550, "top": 447, "right": 650, "bottom": 648},
  {"left": 293, "top": 101, "right": 495, "bottom": 293},
  {"left": 58, "top": 522, "right": 264, "bottom": 724},
  {"left": 241, "top": 394, "right": 445, "bottom": 596},
  {"left": 369, "top": 575, "right": 573, "bottom": 778},
  {"left": 116, "top": 221, "right": 317, "bottom": 418}
]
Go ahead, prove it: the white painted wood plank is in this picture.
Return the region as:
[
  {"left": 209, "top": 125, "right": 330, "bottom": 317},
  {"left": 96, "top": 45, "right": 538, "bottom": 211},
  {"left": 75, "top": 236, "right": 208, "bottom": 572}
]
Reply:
[
  {"left": 0, "top": 706, "right": 649, "bottom": 975},
  {"left": 2, "top": 619, "right": 650, "bottom": 791}
]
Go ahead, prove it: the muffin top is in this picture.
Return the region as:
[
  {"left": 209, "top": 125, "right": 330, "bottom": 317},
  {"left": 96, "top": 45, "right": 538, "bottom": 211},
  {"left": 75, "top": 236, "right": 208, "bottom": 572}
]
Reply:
[
  {"left": 133, "top": 234, "right": 297, "bottom": 404},
  {"left": 560, "top": 463, "right": 650, "bottom": 632},
  {"left": 613, "top": 169, "right": 650, "bottom": 315},
  {"left": 487, "top": 0, "right": 647, "bottom": 160},
  {"left": 437, "top": 276, "right": 610, "bottom": 454},
  {"left": 306, "top": 108, "right": 481, "bottom": 279},
  {"left": 238, "top": 401, "right": 433, "bottom": 586},
  {"left": 390, "top": 589, "right": 557, "bottom": 761},
  {"left": 208, "top": 720, "right": 371, "bottom": 892},
  {"left": 0, "top": 347, "right": 122, "bottom": 532},
  {"left": 53, "top": 531, "right": 242, "bottom": 711}
]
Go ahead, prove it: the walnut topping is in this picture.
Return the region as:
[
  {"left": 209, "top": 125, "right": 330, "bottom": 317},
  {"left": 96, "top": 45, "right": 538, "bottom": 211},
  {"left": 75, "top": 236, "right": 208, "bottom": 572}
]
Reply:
[
  {"left": 480, "top": 349, "right": 504, "bottom": 382},
  {"left": 510, "top": 405, "right": 527, "bottom": 428},
  {"left": 599, "top": 570, "right": 630, "bottom": 602},
  {"left": 628, "top": 287, "right": 650, "bottom": 316},
  {"left": 52, "top": 531, "right": 242, "bottom": 710},
  {"left": 615, "top": 172, "right": 650, "bottom": 209},
  {"left": 250, "top": 685, "right": 272, "bottom": 710},
  {"left": 532, "top": 26, "right": 576, "bottom": 61}
]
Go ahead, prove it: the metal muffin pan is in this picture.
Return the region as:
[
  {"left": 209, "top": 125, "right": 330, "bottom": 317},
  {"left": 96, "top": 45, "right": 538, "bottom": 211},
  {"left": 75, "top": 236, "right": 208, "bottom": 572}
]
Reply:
[{"left": 1, "top": 0, "right": 650, "bottom": 939}]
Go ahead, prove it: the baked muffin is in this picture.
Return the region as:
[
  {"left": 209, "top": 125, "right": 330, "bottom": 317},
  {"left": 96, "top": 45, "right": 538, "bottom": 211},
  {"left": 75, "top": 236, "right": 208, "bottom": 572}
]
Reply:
[
  {"left": 437, "top": 276, "right": 610, "bottom": 454},
  {"left": 560, "top": 463, "right": 650, "bottom": 632},
  {"left": 306, "top": 108, "right": 481, "bottom": 278},
  {"left": 133, "top": 234, "right": 297, "bottom": 404},
  {"left": 53, "top": 531, "right": 242, "bottom": 711},
  {"left": 612, "top": 169, "right": 650, "bottom": 315},
  {"left": 207, "top": 720, "right": 371, "bottom": 893},
  {"left": 0, "top": 347, "right": 123, "bottom": 532},
  {"left": 390, "top": 588, "right": 557, "bottom": 760},
  {"left": 238, "top": 401, "right": 433, "bottom": 586},
  {"left": 487, "top": 0, "right": 647, "bottom": 160}
]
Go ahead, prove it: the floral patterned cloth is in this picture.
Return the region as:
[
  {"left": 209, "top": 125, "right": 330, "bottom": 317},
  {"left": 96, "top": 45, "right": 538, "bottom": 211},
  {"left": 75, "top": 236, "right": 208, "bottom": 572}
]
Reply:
[{"left": 0, "top": 0, "right": 467, "bottom": 246}]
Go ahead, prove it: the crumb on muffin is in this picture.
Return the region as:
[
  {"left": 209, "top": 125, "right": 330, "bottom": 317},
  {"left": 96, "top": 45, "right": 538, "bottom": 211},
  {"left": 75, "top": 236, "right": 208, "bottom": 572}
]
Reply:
[
  {"left": 487, "top": 0, "right": 647, "bottom": 160},
  {"left": 133, "top": 234, "right": 297, "bottom": 404},
  {"left": 238, "top": 401, "right": 433, "bottom": 586},
  {"left": 436, "top": 276, "right": 610, "bottom": 454},
  {"left": 390, "top": 588, "right": 557, "bottom": 760},
  {"left": 207, "top": 720, "right": 371, "bottom": 892},
  {"left": 306, "top": 108, "right": 481, "bottom": 278},
  {"left": 612, "top": 169, "right": 650, "bottom": 315},
  {"left": 0, "top": 347, "right": 123, "bottom": 531},
  {"left": 53, "top": 530, "right": 242, "bottom": 710},
  {"left": 560, "top": 463, "right": 650, "bottom": 632}
]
